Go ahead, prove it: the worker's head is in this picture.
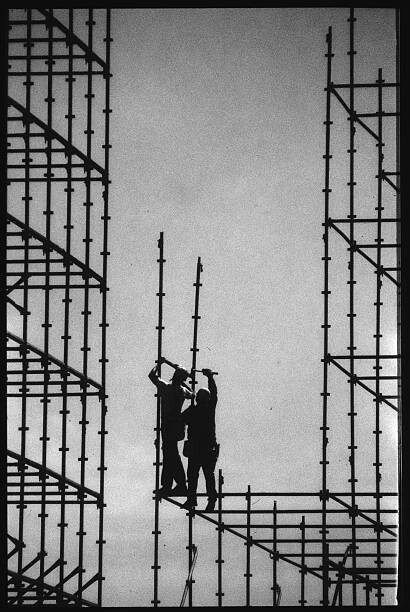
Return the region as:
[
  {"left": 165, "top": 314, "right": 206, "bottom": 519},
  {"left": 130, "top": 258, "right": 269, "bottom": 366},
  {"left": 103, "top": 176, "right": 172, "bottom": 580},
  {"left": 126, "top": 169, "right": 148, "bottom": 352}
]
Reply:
[
  {"left": 171, "top": 366, "right": 189, "bottom": 384},
  {"left": 196, "top": 387, "right": 211, "bottom": 407}
]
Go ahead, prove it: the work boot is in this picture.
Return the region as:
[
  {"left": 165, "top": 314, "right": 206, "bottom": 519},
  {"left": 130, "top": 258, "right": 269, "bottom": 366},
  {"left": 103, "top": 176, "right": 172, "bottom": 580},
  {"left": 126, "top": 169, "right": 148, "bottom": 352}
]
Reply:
[
  {"left": 205, "top": 496, "right": 217, "bottom": 512},
  {"left": 181, "top": 497, "right": 197, "bottom": 509},
  {"left": 156, "top": 486, "right": 172, "bottom": 498},
  {"left": 171, "top": 484, "right": 188, "bottom": 496}
]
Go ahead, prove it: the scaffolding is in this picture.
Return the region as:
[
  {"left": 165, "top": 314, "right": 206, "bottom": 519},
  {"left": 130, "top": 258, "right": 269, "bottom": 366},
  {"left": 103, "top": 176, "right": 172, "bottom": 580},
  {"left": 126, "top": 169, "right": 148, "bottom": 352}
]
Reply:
[
  {"left": 151, "top": 8, "right": 400, "bottom": 607},
  {"left": 4, "top": 6, "right": 399, "bottom": 608},
  {"left": 6, "top": 8, "right": 111, "bottom": 606}
]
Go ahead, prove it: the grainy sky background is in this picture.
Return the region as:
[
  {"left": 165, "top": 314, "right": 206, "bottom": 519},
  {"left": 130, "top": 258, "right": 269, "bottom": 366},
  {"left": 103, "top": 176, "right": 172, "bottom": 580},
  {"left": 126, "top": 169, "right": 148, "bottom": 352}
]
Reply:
[{"left": 96, "top": 7, "right": 398, "bottom": 606}]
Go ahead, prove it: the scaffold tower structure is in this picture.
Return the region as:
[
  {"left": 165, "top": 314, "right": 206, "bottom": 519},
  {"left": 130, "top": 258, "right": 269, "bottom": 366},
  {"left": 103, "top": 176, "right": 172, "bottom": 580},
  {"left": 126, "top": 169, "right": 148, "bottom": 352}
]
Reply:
[
  {"left": 6, "top": 8, "right": 112, "bottom": 606},
  {"left": 151, "top": 8, "right": 400, "bottom": 607}
]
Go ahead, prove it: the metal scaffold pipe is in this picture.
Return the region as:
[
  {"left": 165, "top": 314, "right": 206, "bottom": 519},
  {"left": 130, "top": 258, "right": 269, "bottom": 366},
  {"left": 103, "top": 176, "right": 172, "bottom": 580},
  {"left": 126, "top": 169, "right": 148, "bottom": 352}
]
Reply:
[
  {"left": 152, "top": 232, "right": 165, "bottom": 607},
  {"left": 187, "top": 256, "right": 203, "bottom": 607}
]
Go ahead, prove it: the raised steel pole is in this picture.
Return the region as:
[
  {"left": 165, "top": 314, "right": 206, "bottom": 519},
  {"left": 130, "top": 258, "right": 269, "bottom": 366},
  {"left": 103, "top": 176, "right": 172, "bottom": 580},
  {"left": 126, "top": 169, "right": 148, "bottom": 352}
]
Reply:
[
  {"left": 187, "top": 256, "right": 203, "bottom": 607},
  {"left": 320, "top": 24, "right": 333, "bottom": 608},
  {"left": 152, "top": 233, "right": 165, "bottom": 606},
  {"left": 347, "top": 10, "right": 358, "bottom": 604}
]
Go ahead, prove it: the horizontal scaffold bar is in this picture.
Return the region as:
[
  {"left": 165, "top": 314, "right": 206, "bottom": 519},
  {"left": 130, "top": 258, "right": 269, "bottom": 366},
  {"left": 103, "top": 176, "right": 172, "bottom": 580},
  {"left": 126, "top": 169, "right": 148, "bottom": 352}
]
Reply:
[
  {"left": 329, "top": 217, "right": 399, "bottom": 224},
  {"left": 198, "top": 508, "right": 398, "bottom": 514},
  {"left": 174, "top": 490, "right": 397, "bottom": 498},
  {"left": 6, "top": 284, "right": 102, "bottom": 290},
  {"left": 8, "top": 70, "right": 105, "bottom": 77},
  {"left": 329, "top": 354, "right": 400, "bottom": 360},
  {"left": 223, "top": 523, "right": 398, "bottom": 529},
  {"left": 331, "top": 81, "right": 399, "bottom": 89},
  {"left": 9, "top": 53, "right": 104, "bottom": 60},
  {"left": 8, "top": 500, "right": 97, "bottom": 505},
  {"left": 254, "top": 538, "right": 396, "bottom": 544},
  {"left": 7, "top": 392, "right": 101, "bottom": 398}
]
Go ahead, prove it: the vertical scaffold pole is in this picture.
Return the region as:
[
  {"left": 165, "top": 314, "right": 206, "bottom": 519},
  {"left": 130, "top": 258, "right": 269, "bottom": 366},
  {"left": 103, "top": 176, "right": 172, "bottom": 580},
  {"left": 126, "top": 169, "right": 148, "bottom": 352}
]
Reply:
[
  {"left": 299, "top": 516, "right": 306, "bottom": 606},
  {"left": 190, "top": 256, "right": 202, "bottom": 403},
  {"left": 58, "top": 8, "right": 74, "bottom": 605},
  {"left": 365, "top": 576, "right": 371, "bottom": 606},
  {"left": 321, "top": 24, "right": 333, "bottom": 608},
  {"left": 374, "top": 66, "right": 384, "bottom": 606},
  {"left": 272, "top": 501, "right": 278, "bottom": 606},
  {"left": 77, "top": 10, "right": 94, "bottom": 602},
  {"left": 188, "top": 256, "right": 203, "bottom": 607},
  {"left": 39, "top": 9, "right": 54, "bottom": 602},
  {"left": 97, "top": 8, "right": 112, "bottom": 606},
  {"left": 17, "top": 8, "right": 32, "bottom": 605},
  {"left": 337, "top": 566, "right": 343, "bottom": 606},
  {"left": 324, "top": 543, "right": 330, "bottom": 606},
  {"left": 187, "top": 508, "right": 195, "bottom": 607},
  {"left": 245, "top": 484, "right": 252, "bottom": 605},
  {"left": 395, "top": 10, "right": 401, "bottom": 604},
  {"left": 347, "top": 9, "right": 358, "bottom": 604},
  {"left": 152, "top": 232, "right": 165, "bottom": 607},
  {"left": 216, "top": 469, "right": 224, "bottom": 606},
  {"left": 1, "top": 8, "right": 8, "bottom": 610}
]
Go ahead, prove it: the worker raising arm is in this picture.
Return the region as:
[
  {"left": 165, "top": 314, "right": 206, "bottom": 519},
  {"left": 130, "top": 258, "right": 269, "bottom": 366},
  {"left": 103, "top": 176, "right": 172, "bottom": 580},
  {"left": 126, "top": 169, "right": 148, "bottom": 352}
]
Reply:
[
  {"left": 148, "top": 357, "right": 193, "bottom": 498},
  {"left": 181, "top": 368, "right": 219, "bottom": 512}
]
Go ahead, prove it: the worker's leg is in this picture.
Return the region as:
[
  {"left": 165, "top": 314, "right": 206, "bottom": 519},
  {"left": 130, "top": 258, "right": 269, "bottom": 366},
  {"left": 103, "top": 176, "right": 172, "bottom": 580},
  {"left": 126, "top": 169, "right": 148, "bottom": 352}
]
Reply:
[
  {"left": 186, "top": 456, "right": 200, "bottom": 505},
  {"left": 202, "top": 457, "right": 217, "bottom": 501},
  {"left": 160, "top": 436, "right": 174, "bottom": 491},
  {"left": 202, "top": 451, "right": 217, "bottom": 511},
  {"left": 172, "top": 442, "right": 187, "bottom": 491},
  {"left": 165, "top": 436, "right": 186, "bottom": 489}
]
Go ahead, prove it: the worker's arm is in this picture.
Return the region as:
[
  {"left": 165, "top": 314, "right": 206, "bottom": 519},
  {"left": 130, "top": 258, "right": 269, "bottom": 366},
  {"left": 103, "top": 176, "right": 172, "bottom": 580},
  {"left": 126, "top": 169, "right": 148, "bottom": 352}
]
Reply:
[
  {"left": 181, "top": 381, "right": 194, "bottom": 399},
  {"left": 180, "top": 405, "right": 192, "bottom": 424},
  {"left": 162, "top": 357, "right": 178, "bottom": 369},
  {"left": 202, "top": 368, "right": 217, "bottom": 405},
  {"left": 148, "top": 358, "right": 166, "bottom": 388}
]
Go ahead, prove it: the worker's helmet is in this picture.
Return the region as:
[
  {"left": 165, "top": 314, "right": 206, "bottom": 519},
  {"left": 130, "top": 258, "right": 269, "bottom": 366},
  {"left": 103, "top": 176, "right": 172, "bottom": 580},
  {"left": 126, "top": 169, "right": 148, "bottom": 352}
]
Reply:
[
  {"left": 172, "top": 366, "right": 189, "bottom": 383},
  {"left": 196, "top": 387, "right": 211, "bottom": 406}
]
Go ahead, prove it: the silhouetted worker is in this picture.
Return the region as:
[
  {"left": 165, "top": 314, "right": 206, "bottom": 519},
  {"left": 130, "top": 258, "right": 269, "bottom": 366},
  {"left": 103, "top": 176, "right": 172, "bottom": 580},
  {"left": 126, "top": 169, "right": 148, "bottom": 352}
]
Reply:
[
  {"left": 181, "top": 368, "right": 219, "bottom": 512},
  {"left": 149, "top": 357, "right": 194, "bottom": 497}
]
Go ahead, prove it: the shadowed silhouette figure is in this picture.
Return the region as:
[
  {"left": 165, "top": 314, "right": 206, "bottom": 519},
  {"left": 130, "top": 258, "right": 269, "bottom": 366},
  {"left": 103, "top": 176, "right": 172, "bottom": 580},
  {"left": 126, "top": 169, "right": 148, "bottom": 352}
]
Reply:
[
  {"left": 149, "top": 357, "right": 194, "bottom": 497},
  {"left": 180, "top": 368, "right": 219, "bottom": 511}
]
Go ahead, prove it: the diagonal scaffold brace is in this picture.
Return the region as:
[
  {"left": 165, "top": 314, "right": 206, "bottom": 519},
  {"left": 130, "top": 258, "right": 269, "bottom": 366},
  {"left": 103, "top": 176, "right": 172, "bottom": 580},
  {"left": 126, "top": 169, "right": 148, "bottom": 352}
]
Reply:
[{"left": 180, "top": 544, "right": 198, "bottom": 607}]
